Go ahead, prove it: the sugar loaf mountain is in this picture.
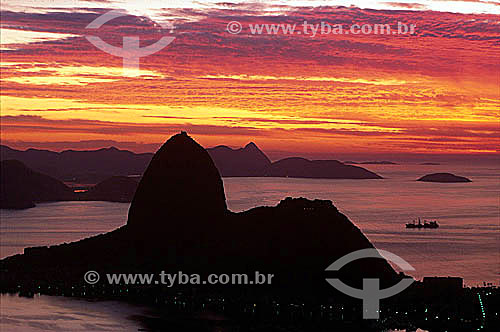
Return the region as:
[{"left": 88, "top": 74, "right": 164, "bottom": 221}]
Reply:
[{"left": 0, "top": 133, "right": 398, "bottom": 299}]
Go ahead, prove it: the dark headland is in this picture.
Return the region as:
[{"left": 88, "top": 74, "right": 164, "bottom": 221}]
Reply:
[
  {"left": 0, "top": 159, "right": 74, "bottom": 209},
  {"left": 417, "top": 173, "right": 471, "bottom": 183},
  {"left": 81, "top": 176, "right": 139, "bottom": 202},
  {"left": 0, "top": 161, "right": 139, "bottom": 209}
]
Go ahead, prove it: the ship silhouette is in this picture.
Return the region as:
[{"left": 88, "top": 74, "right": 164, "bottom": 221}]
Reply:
[{"left": 406, "top": 218, "right": 439, "bottom": 229}]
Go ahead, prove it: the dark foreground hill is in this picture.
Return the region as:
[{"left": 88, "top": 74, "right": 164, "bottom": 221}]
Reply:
[
  {"left": 0, "top": 132, "right": 397, "bottom": 298},
  {"left": 417, "top": 173, "right": 471, "bottom": 183},
  {"left": 0, "top": 160, "right": 75, "bottom": 209}
]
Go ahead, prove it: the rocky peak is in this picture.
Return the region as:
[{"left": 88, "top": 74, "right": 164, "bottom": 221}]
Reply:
[{"left": 127, "top": 132, "right": 227, "bottom": 231}]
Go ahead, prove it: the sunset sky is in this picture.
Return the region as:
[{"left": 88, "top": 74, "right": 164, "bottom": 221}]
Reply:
[{"left": 1, "top": 0, "right": 499, "bottom": 160}]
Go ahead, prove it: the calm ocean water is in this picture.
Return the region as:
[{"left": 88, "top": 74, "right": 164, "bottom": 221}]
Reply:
[
  {"left": 0, "top": 163, "right": 498, "bottom": 331},
  {"left": 224, "top": 164, "right": 500, "bottom": 287},
  {"left": 1, "top": 163, "right": 498, "bottom": 285}
]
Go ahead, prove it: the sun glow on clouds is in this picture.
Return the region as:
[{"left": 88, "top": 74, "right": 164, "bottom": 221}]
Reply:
[
  {"left": 3, "top": 76, "right": 117, "bottom": 86},
  {"left": 0, "top": 95, "right": 264, "bottom": 124},
  {"left": 0, "top": 95, "right": 401, "bottom": 134},
  {"left": 1, "top": 64, "right": 163, "bottom": 85},
  {"left": 0, "top": 28, "right": 77, "bottom": 50},
  {"left": 201, "top": 75, "right": 419, "bottom": 86}
]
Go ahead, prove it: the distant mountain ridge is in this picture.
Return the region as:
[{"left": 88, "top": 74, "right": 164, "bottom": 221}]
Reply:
[
  {"left": 0, "top": 145, "right": 152, "bottom": 184},
  {"left": 207, "top": 142, "right": 271, "bottom": 176},
  {"left": 1, "top": 143, "right": 382, "bottom": 181}
]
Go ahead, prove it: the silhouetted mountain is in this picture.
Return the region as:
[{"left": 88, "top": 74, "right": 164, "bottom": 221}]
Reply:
[
  {"left": 127, "top": 131, "right": 227, "bottom": 234},
  {"left": 82, "top": 176, "right": 139, "bottom": 203},
  {"left": 263, "top": 157, "right": 383, "bottom": 179},
  {"left": 0, "top": 132, "right": 396, "bottom": 298},
  {"left": 0, "top": 163, "right": 139, "bottom": 208},
  {"left": 207, "top": 144, "right": 383, "bottom": 179},
  {"left": 1, "top": 143, "right": 382, "bottom": 180},
  {"left": 0, "top": 145, "right": 153, "bottom": 184},
  {"left": 417, "top": 173, "right": 471, "bottom": 183},
  {"left": 207, "top": 142, "right": 271, "bottom": 176},
  {"left": 0, "top": 160, "right": 75, "bottom": 209}
]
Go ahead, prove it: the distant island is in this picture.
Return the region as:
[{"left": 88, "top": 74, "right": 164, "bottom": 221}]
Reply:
[
  {"left": 417, "top": 173, "right": 471, "bottom": 183},
  {"left": 420, "top": 162, "right": 441, "bottom": 165},
  {"left": 1, "top": 143, "right": 382, "bottom": 184},
  {"left": 344, "top": 160, "right": 398, "bottom": 165},
  {"left": 263, "top": 157, "right": 382, "bottom": 179}
]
